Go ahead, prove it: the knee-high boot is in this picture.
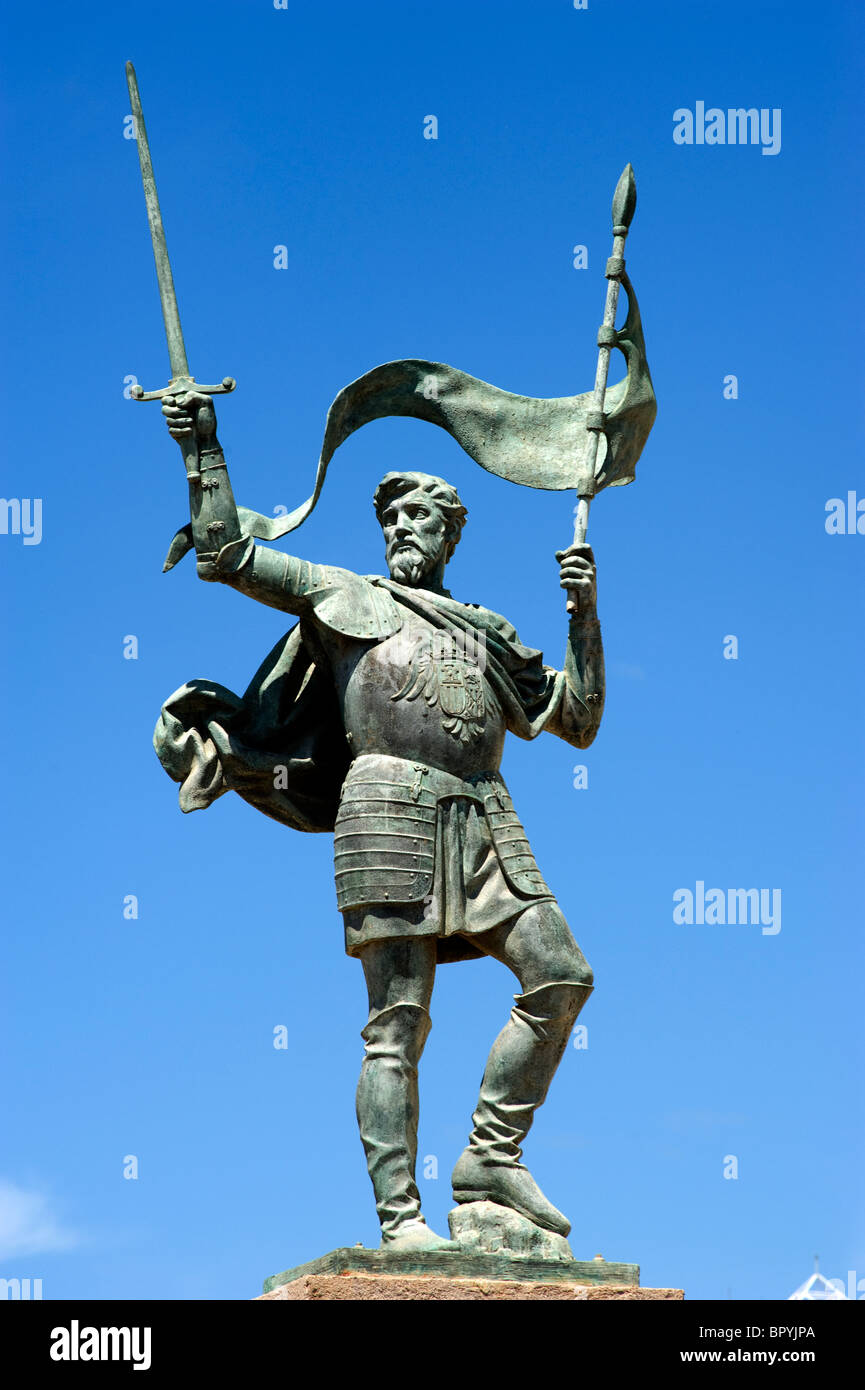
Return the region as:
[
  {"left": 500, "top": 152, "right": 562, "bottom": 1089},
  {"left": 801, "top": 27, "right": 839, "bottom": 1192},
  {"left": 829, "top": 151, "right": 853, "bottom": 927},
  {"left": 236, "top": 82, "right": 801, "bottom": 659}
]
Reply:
[
  {"left": 451, "top": 981, "right": 592, "bottom": 1237},
  {"left": 356, "top": 1001, "right": 451, "bottom": 1250}
]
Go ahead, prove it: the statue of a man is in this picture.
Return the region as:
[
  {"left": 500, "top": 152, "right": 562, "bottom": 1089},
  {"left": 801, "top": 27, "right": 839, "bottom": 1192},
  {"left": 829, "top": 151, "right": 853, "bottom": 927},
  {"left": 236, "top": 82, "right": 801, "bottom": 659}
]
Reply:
[{"left": 155, "top": 390, "right": 605, "bottom": 1253}]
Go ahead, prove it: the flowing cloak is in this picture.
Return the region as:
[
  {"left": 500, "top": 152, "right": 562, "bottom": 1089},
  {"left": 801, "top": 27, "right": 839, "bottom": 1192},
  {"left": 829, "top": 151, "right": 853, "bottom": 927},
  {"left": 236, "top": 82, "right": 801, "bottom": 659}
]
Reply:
[{"left": 153, "top": 575, "right": 574, "bottom": 835}]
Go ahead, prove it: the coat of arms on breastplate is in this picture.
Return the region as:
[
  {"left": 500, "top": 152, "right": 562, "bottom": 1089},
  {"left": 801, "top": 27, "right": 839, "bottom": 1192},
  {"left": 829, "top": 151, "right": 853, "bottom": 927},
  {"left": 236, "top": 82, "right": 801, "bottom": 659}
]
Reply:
[{"left": 391, "top": 630, "right": 490, "bottom": 743}]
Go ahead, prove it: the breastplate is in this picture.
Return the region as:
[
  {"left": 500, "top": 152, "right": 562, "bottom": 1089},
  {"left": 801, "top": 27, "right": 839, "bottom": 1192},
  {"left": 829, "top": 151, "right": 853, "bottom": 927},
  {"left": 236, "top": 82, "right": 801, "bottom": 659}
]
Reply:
[
  {"left": 341, "top": 616, "right": 505, "bottom": 774},
  {"left": 390, "top": 627, "right": 490, "bottom": 743}
]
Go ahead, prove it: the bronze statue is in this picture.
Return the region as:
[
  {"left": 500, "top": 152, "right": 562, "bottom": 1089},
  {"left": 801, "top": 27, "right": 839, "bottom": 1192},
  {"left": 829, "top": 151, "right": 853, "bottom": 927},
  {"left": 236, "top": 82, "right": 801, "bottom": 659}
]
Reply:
[
  {"left": 125, "top": 62, "right": 656, "bottom": 1261},
  {"left": 155, "top": 415, "right": 602, "bottom": 1250}
]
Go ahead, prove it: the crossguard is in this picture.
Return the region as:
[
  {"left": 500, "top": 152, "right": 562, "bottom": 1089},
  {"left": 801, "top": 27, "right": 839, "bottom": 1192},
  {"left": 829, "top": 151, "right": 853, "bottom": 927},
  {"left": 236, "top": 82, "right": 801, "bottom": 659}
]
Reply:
[
  {"left": 130, "top": 374, "right": 235, "bottom": 482},
  {"left": 130, "top": 374, "right": 236, "bottom": 403}
]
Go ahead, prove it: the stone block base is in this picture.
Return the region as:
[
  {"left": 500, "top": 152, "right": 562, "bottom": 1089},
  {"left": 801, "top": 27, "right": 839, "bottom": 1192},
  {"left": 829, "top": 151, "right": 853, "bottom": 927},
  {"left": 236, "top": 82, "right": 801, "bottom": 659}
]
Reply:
[
  {"left": 259, "top": 1243, "right": 684, "bottom": 1301},
  {"left": 258, "top": 1274, "right": 684, "bottom": 1301}
]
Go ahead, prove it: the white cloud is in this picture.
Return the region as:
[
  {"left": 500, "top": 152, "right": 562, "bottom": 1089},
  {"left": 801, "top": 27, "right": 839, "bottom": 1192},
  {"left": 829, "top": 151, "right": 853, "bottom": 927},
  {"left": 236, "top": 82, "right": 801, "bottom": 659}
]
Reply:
[{"left": 0, "top": 1179, "right": 78, "bottom": 1261}]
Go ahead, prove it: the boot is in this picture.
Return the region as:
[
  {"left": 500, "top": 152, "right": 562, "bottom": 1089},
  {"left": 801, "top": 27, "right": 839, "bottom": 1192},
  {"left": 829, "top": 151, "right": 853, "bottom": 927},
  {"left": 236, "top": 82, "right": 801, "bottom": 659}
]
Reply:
[
  {"left": 356, "top": 1001, "right": 452, "bottom": 1251},
  {"left": 451, "top": 981, "right": 592, "bottom": 1237}
]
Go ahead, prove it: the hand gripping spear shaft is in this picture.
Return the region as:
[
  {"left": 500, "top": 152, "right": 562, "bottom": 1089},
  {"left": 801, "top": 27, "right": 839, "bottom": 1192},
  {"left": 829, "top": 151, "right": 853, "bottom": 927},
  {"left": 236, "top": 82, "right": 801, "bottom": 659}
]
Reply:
[
  {"left": 126, "top": 62, "right": 241, "bottom": 562},
  {"left": 567, "top": 163, "right": 637, "bottom": 614}
]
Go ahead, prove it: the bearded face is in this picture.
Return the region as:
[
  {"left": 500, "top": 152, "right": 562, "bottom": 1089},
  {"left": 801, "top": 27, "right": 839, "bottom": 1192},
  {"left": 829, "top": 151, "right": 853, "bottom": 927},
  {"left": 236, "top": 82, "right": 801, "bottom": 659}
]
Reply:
[{"left": 381, "top": 490, "right": 450, "bottom": 587}]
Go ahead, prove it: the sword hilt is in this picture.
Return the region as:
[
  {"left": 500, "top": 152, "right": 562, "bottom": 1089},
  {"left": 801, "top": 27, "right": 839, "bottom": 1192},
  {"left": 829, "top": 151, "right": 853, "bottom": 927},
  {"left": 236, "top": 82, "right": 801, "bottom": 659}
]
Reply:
[
  {"left": 130, "top": 374, "right": 235, "bottom": 403},
  {"left": 130, "top": 374, "right": 236, "bottom": 481}
]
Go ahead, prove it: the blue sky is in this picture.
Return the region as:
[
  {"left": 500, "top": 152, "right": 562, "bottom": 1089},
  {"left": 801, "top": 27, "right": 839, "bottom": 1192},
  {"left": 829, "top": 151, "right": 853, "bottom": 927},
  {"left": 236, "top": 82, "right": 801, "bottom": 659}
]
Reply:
[{"left": 1, "top": 0, "right": 862, "bottom": 1301}]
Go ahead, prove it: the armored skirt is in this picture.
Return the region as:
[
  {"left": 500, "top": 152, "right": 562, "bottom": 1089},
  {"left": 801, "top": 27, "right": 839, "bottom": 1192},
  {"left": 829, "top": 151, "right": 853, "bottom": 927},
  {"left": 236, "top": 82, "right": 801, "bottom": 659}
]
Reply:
[{"left": 337, "top": 752, "right": 555, "bottom": 962}]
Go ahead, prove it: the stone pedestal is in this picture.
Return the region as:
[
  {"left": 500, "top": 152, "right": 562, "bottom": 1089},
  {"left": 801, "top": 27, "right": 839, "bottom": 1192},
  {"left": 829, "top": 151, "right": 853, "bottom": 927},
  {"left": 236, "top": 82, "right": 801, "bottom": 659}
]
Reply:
[
  {"left": 258, "top": 1236, "right": 683, "bottom": 1301},
  {"left": 258, "top": 1273, "right": 683, "bottom": 1301},
  {"left": 259, "top": 1198, "right": 685, "bottom": 1301}
]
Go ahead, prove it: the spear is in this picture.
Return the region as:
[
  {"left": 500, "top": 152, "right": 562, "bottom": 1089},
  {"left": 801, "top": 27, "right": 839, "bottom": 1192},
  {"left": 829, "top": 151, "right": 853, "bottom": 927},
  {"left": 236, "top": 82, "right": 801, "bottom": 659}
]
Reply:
[{"left": 566, "top": 163, "right": 637, "bottom": 614}]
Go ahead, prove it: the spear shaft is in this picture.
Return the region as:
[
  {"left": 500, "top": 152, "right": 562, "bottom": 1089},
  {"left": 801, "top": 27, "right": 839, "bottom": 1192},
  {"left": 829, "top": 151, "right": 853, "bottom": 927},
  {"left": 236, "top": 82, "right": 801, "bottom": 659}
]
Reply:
[{"left": 567, "top": 163, "right": 637, "bottom": 614}]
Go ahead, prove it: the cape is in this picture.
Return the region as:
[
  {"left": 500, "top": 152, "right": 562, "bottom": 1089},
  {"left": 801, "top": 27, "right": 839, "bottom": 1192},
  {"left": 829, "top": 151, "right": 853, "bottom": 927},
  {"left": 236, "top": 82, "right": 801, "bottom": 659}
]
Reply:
[{"left": 153, "top": 577, "right": 569, "bottom": 833}]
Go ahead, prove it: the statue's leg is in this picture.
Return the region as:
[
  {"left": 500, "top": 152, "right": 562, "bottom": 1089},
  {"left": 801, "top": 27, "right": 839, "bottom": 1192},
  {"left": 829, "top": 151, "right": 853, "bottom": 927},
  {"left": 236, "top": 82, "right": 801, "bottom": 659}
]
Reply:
[
  {"left": 356, "top": 935, "right": 451, "bottom": 1251},
  {"left": 451, "top": 902, "right": 593, "bottom": 1236}
]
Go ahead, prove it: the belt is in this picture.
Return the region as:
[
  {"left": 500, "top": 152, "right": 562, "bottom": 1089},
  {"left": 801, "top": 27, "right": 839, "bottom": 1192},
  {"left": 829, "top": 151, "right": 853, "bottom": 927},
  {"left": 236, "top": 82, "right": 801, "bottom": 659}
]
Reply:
[{"left": 345, "top": 751, "right": 506, "bottom": 805}]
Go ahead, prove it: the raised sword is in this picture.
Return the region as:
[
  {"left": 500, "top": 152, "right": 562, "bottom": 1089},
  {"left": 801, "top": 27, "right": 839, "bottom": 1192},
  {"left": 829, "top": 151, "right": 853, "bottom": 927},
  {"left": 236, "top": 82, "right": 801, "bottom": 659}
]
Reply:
[{"left": 125, "top": 61, "right": 236, "bottom": 487}]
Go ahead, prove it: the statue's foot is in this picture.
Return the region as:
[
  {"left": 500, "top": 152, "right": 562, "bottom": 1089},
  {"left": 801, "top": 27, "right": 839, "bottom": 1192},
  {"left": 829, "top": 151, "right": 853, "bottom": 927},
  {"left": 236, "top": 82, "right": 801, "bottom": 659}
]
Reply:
[
  {"left": 452, "top": 1150, "right": 570, "bottom": 1237},
  {"left": 381, "top": 1217, "right": 453, "bottom": 1252}
]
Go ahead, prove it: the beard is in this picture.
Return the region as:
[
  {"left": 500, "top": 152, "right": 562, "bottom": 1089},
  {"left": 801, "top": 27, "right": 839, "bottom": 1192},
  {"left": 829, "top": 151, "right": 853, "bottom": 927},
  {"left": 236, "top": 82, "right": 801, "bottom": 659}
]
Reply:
[
  {"left": 388, "top": 549, "right": 429, "bottom": 586},
  {"left": 387, "top": 539, "right": 440, "bottom": 587}
]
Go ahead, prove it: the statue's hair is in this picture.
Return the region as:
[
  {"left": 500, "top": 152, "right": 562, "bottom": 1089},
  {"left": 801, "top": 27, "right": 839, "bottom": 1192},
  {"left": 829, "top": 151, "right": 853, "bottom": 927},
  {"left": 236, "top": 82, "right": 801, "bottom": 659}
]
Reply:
[{"left": 373, "top": 471, "right": 468, "bottom": 561}]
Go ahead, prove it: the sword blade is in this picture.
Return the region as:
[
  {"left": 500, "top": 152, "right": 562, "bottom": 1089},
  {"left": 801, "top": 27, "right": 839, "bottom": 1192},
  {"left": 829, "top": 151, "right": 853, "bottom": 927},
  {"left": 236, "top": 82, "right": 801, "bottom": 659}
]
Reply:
[{"left": 126, "top": 62, "right": 189, "bottom": 380}]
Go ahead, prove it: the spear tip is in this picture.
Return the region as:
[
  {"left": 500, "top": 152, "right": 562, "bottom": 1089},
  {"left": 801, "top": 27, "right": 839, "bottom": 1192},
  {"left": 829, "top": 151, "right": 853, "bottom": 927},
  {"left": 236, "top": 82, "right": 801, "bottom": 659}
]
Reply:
[{"left": 612, "top": 162, "right": 637, "bottom": 231}]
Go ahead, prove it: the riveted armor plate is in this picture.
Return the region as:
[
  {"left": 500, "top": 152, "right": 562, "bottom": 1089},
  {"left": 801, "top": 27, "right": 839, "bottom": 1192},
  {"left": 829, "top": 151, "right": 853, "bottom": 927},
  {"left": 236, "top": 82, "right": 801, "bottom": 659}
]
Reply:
[
  {"left": 481, "top": 782, "right": 552, "bottom": 897},
  {"left": 334, "top": 760, "right": 438, "bottom": 909},
  {"left": 334, "top": 753, "right": 551, "bottom": 912}
]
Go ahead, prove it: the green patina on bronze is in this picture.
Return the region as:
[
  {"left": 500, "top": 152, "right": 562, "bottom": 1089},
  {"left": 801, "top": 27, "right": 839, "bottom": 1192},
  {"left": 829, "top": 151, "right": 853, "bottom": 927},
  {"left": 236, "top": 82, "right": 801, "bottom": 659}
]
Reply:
[
  {"left": 126, "top": 61, "right": 656, "bottom": 1274},
  {"left": 263, "top": 1248, "right": 640, "bottom": 1295}
]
